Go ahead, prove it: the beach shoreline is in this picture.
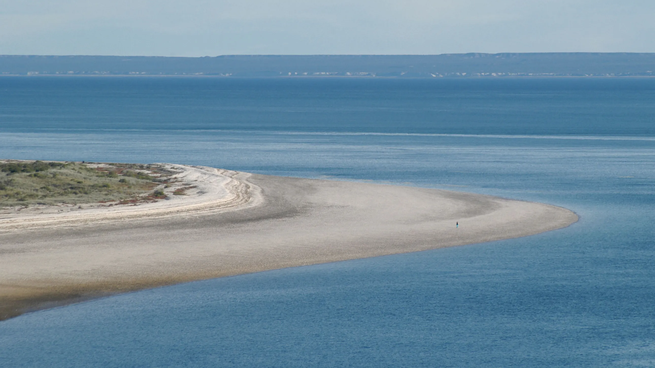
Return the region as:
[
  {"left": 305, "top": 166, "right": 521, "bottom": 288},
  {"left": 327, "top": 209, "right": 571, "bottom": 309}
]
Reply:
[
  {"left": 0, "top": 163, "right": 260, "bottom": 231},
  {"left": 0, "top": 165, "right": 578, "bottom": 321}
]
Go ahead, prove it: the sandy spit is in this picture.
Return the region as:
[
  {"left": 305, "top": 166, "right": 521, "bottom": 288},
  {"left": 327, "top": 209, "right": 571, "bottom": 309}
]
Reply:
[{"left": 0, "top": 165, "right": 577, "bottom": 321}]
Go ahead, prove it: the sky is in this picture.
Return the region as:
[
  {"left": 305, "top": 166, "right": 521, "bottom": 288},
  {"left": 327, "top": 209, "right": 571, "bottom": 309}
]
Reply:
[{"left": 1, "top": 0, "right": 654, "bottom": 56}]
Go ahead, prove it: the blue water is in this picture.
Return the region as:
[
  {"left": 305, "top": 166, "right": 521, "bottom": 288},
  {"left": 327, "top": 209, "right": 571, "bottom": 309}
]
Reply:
[{"left": 1, "top": 77, "right": 655, "bottom": 367}]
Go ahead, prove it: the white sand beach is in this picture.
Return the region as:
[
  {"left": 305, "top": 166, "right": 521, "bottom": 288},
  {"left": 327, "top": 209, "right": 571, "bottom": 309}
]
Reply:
[{"left": 0, "top": 165, "right": 578, "bottom": 320}]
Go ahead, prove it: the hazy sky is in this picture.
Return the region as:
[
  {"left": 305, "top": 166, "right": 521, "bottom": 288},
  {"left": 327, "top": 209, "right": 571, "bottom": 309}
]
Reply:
[{"left": 1, "top": 0, "right": 654, "bottom": 56}]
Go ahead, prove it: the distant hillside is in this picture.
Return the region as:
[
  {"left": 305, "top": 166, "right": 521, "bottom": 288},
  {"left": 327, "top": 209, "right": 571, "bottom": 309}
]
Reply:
[{"left": 1, "top": 53, "right": 654, "bottom": 77}]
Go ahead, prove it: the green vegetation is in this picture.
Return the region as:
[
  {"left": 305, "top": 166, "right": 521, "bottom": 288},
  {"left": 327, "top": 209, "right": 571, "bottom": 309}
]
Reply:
[{"left": 0, "top": 161, "right": 174, "bottom": 208}]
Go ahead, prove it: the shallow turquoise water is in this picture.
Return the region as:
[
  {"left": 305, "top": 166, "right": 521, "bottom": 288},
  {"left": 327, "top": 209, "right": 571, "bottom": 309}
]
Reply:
[{"left": 1, "top": 78, "right": 654, "bottom": 366}]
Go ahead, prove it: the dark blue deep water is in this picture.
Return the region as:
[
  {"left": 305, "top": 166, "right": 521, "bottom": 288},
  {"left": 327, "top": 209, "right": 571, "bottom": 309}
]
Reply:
[{"left": 1, "top": 77, "right": 655, "bottom": 367}]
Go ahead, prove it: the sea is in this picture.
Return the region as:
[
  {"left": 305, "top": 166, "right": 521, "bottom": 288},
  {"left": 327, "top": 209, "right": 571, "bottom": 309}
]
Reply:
[{"left": 0, "top": 77, "right": 654, "bottom": 367}]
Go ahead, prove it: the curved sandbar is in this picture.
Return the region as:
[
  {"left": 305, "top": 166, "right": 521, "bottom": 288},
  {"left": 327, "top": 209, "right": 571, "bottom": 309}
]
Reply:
[{"left": 0, "top": 165, "right": 577, "bottom": 320}]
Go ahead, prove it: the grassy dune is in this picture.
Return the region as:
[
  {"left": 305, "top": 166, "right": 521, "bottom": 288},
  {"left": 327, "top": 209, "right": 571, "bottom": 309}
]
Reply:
[{"left": 0, "top": 161, "right": 175, "bottom": 208}]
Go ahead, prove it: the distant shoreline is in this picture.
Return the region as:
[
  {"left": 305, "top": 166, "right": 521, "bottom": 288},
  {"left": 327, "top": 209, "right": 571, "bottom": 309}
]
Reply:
[
  {"left": 2, "top": 74, "right": 655, "bottom": 79},
  {"left": 2, "top": 53, "right": 654, "bottom": 78},
  {"left": 0, "top": 164, "right": 578, "bottom": 321}
]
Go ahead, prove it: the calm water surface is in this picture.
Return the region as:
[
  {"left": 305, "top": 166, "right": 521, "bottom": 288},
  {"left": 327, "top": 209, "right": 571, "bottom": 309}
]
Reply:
[{"left": 1, "top": 78, "right": 654, "bottom": 367}]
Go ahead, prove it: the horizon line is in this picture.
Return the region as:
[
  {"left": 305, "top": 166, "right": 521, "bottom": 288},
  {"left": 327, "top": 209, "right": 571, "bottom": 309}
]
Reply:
[{"left": 3, "top": 52, "right": 655, "bottom": 58}]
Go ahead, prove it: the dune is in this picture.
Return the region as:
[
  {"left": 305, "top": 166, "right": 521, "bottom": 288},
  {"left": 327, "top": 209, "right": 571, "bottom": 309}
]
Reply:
[{"left": 0, "top": 164, "right": 577, "bottom": 321}]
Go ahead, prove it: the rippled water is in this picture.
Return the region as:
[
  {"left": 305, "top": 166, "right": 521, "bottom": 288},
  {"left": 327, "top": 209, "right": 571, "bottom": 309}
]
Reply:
[{"left": 1, "top": 77, "right": 654, "bottom": 367}]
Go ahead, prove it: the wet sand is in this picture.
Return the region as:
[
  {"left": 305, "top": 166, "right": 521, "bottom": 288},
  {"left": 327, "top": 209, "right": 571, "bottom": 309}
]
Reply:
[{"left": 0, "top": 167, "right": 578, "bottom": 320}]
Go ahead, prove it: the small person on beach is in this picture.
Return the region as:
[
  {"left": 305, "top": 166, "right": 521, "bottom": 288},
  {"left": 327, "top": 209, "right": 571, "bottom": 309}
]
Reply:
[{"left": 456, "top": 222, "right": 459, "bottom": 228}]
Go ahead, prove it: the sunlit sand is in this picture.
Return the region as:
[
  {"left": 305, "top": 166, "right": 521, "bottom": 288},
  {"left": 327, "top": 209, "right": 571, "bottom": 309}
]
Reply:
[{"left": 0, "top": 164, "right": 577, "bottom": 320}]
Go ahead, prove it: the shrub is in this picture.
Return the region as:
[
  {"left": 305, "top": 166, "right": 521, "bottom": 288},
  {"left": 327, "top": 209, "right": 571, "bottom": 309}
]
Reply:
[
  {"left": 0, "top": 179, "right": 13, "bottom": 190},
  {"left": 1, "top": 161, "right": 64, "bottom": 174},
  {"left": 2, "top": 163, "right": 22, "bottom": 173}
]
